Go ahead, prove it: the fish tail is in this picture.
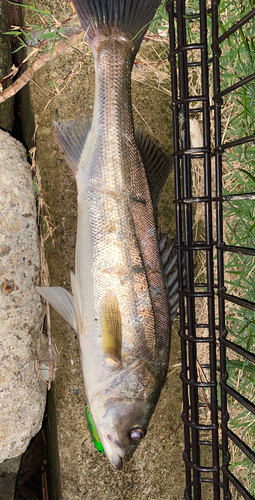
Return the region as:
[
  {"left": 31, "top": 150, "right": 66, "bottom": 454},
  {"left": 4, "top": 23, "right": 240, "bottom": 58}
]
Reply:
[{"left": 71, "top": 0, "right": 161, "bottom": 55}]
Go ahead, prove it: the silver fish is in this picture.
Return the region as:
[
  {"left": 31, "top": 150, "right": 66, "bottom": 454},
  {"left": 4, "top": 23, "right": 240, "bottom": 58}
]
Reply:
[{"left": 38, "top": 0, "right": 175, "bottom": 470}]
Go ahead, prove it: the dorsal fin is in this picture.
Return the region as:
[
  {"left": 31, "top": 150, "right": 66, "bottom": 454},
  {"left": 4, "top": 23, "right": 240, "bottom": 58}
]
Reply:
[
  {"left": 54, "top": 114, "right": 91, "bottom": 174},
  {"left": 135, "top": 127, "right": 173, "bottom": 220},
  {"left": 101, "top": 294, "right": 122, "bottom": 364}
]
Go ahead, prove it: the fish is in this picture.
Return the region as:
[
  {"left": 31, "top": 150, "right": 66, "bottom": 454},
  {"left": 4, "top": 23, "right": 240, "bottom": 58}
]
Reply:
[{"left": 37, "top": 0, "right": 178, "bottom": 470}]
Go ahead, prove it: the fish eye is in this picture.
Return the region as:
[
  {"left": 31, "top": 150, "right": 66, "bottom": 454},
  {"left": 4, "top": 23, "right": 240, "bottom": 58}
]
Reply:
[{"left": 129, "top": 425, "right": 146, "bottom": 442}]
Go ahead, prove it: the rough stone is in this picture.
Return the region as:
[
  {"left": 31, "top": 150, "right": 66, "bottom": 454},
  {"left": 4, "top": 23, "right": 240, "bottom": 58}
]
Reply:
[{"left": 0, "top": 130, "right": 46, "bottom": 463}]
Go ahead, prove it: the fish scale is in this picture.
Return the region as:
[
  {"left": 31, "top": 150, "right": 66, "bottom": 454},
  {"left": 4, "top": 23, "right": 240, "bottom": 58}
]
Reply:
[
  {"left": 82, "top": 38, "right": 169, "bottom": 366},
  {"left": 37, "top": 0, "right": 177, "bottom": 470}
]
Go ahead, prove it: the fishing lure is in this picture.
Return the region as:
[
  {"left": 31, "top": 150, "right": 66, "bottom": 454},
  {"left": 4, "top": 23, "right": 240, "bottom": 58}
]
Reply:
[{"left": 85, "top": 404, "right": 104, "bottom": 454}]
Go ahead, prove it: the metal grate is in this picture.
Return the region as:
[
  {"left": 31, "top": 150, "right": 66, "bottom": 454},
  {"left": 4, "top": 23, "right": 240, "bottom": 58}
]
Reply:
[{"left": 167, "top": 1, "right": 255, "bottom": 498}]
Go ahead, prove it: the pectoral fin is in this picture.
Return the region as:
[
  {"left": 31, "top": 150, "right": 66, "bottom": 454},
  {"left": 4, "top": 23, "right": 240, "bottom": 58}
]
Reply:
[
  {"left": 37, "top": 286, "right": 77, "bottom": 332},
  {"left": 102, "top": 294, "right": 122, "bottom": 364}
]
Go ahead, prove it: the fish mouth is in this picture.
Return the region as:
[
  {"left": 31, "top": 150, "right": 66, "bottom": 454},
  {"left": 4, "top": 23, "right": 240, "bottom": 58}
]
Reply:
[
  {"left": 111, "top": 453, "right": 123, "bottom": 470},
  {"left": 102, "top": 434, "right": 125, "bottom": 470}
]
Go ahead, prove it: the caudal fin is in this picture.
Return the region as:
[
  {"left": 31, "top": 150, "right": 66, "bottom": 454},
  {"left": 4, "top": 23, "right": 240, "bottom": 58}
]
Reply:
[{"left": 71, "top": 0, "right": 161, "bottom": 55}]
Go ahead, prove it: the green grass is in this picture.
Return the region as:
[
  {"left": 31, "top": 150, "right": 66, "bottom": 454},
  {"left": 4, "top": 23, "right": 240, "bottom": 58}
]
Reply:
[
  {"left": 218, "top": 5, "right": 255, "bottom": 491},
  {"left": 5, "top": 0, "right": 72, "bottom": 55}
]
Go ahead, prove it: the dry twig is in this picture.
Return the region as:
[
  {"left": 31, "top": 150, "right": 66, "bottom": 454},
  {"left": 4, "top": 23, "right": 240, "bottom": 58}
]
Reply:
[
  {"left": 0, "top": 30, "right": 84, "bottom": 103},
  {"left": 30, "top": 146, "right": 59, "bottom": 390}
]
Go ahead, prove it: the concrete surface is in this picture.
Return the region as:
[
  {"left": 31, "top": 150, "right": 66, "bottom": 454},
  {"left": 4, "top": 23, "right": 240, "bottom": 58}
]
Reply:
[{"left": 0, "top": 130, "right": 46, "bottom": 463}]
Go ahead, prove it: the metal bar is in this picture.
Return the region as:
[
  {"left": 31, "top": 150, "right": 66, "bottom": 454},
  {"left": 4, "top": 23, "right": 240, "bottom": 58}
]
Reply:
[
  {"left": 176, "top": 243, "right": 211, "bottom": 250},
  {"left": 212, "top": 3, "right": 255, "bottom": 499},
  {"left": 168, "top": 1, "right": 255, "bottom": 498},
  {"left": 175, "top": 148, "right": 208, "bottom": 155},
  {"left": 174, "top": 193, "right": 255, "bottom": 203},
  {"left": 183, "top": 420, "right": 218, "bottom": 431},
  {"left": 179, "top": 334, "right": 215, "bottom": 343},
  {"left": 220, "top": 133, "right": 255, "bottom": 151},
  {"left": 220, "top": 383, "right": 255, "bottom": 415},
  {"left": 178, "top": 0, "right": 201, "bottom": 492},
  {"left": 174, "top": 96, "right": 208, "bottom": 103},
  {"left": 168, "top": 2, "right": 193, "bottom": 496},
  {"left": 168, "top": 0, "right": 220, "bottom": 497},
  {"left": 222, "top": 426, "right": 255, "bottom": 464},
  {"left": 217, "top": 244, "right": 255, "bottom": 258},
  {"left": 221, "top": 193, "right": 255, "bottom": 202},
  {"left": 215, "top": 71, "right": 255, "bottom": 98},
  {"left": 180, "top": 374, "right": 216, "bottom": 388},
  {"left": 170, "top": 42, "right": 205, "bottom": 55},
  {"left": 223, "top": 469, "right": 255, "bottom": 500},
  {"left": 216, "top": 7, "right": 255, "bottom": 45},
  {"left": 180, "top": 291, "right": 214, "bottom": 298},
  {"left": 183, "top": 455, "right": 218, "bottom": 473},
  {"left": 178, "top": 0, "right": 201, "bottom": 495},
  {"left": 211, "top": 1, "right": 231, "bottom": 498},
  {"left": 218, "top": 291, "right": 255, "bottom": 312},
  {"left": 220, "top": 335, "right": 255, "bottom": 365}
]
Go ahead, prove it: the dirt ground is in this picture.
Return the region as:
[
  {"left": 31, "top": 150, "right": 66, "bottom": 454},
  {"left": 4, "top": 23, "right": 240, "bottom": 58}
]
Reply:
[{"left": 28, "top": 4, "right": 186, "bottom": 498}]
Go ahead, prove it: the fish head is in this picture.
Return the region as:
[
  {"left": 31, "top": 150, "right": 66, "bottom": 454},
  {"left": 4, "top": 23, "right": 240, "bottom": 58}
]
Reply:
[{"left": 90, "top": 357, "right": 161, "bottom": 470}]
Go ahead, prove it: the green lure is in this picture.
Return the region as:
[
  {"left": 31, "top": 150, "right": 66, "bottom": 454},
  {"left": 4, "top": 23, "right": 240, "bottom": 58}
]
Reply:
[{"left": 85, "top": 404, "right": 104, "bottom": 454}]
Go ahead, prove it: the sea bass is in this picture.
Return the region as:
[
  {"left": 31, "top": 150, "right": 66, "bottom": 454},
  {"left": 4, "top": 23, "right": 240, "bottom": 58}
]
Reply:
[{"left": 38, "top": 0, "right": 177, "bottom": 469}]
